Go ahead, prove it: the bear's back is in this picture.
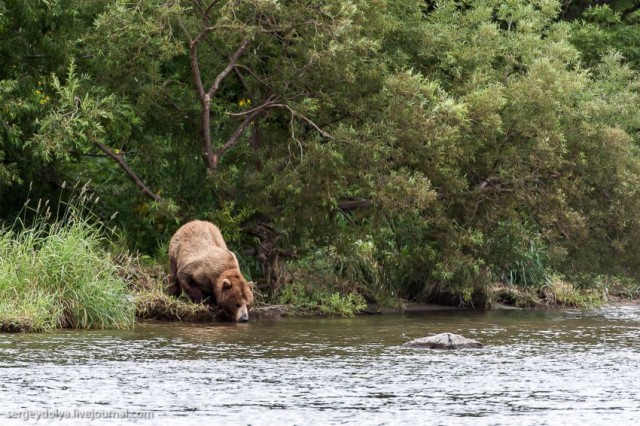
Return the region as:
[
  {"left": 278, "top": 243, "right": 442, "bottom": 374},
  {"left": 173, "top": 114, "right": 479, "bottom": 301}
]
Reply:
[
  {"left": 188, "top": 246, "right": 240, "bottom": 283},
  {"left": 170, "top": 220, "right": 239, "bottom": 272}
]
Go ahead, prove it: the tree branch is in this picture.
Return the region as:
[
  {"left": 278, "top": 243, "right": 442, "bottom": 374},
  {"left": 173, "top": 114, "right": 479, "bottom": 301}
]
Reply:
[
  {"left": 270, "top": 103, "right": 333, "bottom": 139},
  {"left": 93, "top": 140, "right": 162, "bottom": 202},
  {"left": 233, "top": 64, "right": 274, "bottom": 92},
  {"left": 223, "top": 97, "right": 332, "bottom": 167},
  {"left": 214, "top": 97, "right": 333, "bottom": 168},
  {"left": 213, "top": 109, "right": 264, "bottom": 169},
  {"left": 189, "top": 30, "right": 212, "bottom": 100},
  {"left": 207, "top": 38, "right": 250, "bottom": 98},
  {"left": 188, "top": 26, "right": 213, "bottom": 167},
  {"left": 187, "top": 23, "right": 250, "bottom": 169},
  {"left": 226, "top": 94, "right": 279, "bottom": 116}
]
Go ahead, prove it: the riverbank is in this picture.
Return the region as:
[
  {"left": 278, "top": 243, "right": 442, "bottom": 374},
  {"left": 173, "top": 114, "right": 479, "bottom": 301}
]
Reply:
[
  {"left": 2, "top": 240, "right": 639, "bottom": 332},
  {"left": 2, "top": 283, "right": 638, "bottom": 333},
  {"left": 130, "top": 273, "right": 639, "bottom": 325}
]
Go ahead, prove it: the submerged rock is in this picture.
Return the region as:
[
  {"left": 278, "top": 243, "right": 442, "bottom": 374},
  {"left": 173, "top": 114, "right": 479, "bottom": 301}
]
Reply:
[{"left": 403, "top": 333, "right": 483, "bottom": 349}]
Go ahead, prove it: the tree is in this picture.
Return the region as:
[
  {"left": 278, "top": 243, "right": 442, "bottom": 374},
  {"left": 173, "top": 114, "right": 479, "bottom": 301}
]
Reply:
[
  {"left": 2, "top": 0, "right": 640, "bottom": 304},
  {"left": 0, "top": 0, "right": 108, "bottom": 212},
  {"left": 569, "top": 1, "right": 640, "bottom": 69}
]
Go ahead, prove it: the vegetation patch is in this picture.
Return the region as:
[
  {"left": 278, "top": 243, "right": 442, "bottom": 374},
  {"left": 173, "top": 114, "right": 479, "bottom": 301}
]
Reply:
[
  {"left": 0, "top": 316, "right": 36, "bottom": 333},
  {"left": 0, "top": 195, "right": 135, "bottom": 332},
  {"left": 134, "top": 290, "right": 218, "bottom": 322},
  {"left": 271, "top": 251, "right": 370, "bottom": 317},
  {"left": 538, "top": 278, "right": 606, "bottom": 308},
  {"left": 277, "top": 282, "right": 367, "bottom": 317},
  {"left": 488, "top": 276, "right": 609, "bottom": 309}
]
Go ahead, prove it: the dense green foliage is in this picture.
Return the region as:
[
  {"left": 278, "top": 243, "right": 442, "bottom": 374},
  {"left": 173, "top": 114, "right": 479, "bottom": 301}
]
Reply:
[
  {"left": 569, "top": 1, "right": 640, "bottom": 68},
  {"left": 2, "top": 0, "right": 640, "bottom": 308}
]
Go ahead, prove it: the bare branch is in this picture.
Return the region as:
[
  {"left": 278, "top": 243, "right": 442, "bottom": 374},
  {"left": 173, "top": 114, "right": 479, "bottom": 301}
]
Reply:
[
  {"left": 213, "top": 97, "right": 333, "bottom": 169},
  {"left": 233, "top": 64, "right": 274, "bottom": 92},
  {"left": 227, "top": 98, "right": 332, "bottom": 140},
  {"left": 93, "top": 141, "right": 162, "bottom": 203},
  {"left": 226, "top": 94, "right": 279, "bottom": 116},
  {"left": 213, "top": 109, "right": 264, "bottom": 168},
  {"left": 183, "top": 4, "right": 253, "bottom": 171},
  {"left": 270, "top": 103, "right": 333, "bottom": 139},
  {"left": 188, "top": 27, "right": 214, "bottom": 168},
  {"left": 207, "top": 38, "right": 251, "bottom": 97},
  {"left": 189, "top": 29, "right": 217, "bottom": 100},
  {"left": 186, "top": 25, "right": 251, "bottom": 169}
]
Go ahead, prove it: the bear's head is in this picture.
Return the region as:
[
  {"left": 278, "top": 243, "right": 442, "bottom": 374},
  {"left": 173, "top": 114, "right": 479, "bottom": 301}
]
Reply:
[{"left": 214, "top": 270, "right": 254, "bottom": 322}]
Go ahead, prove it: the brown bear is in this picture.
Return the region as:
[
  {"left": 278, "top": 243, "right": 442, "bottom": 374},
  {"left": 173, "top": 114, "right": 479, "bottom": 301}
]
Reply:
[{"left": 167, "top": 220, "right": 254, "bottom": 322}]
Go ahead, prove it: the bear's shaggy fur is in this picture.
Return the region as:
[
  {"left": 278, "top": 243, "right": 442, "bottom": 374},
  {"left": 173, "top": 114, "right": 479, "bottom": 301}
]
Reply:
[{"left": 167, "top": 220, "right": 254, "bottom": 322}]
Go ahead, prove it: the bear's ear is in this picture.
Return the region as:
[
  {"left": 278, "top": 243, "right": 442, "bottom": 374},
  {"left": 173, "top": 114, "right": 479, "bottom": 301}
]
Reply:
[
  {"left": 222, "top": 279, "right": 232, "bottom": 290},
  {"left": 248, "top": 281, "right": 254, "bottom": 289}
]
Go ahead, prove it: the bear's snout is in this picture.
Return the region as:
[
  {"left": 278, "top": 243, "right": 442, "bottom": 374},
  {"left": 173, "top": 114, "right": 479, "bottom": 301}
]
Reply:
[{"left": 236, "top": 304, "right": 250, "bottom": 323}]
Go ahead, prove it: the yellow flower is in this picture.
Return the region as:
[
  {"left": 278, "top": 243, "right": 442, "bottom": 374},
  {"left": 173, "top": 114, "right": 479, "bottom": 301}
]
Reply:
[{"left": 238, "top": 99, "right": 245, "bottom": 107}]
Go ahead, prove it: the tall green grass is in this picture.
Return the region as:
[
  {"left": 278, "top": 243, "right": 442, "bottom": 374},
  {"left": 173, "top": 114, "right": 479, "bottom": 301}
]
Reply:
[{"left": 0, "top": 190, "right": 135, "bottom": 332}]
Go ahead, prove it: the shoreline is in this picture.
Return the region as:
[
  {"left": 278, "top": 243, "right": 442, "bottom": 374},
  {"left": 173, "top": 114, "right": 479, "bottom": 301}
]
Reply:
[
  {"left": 133, "top": 295, "right": 640, "bottom": 325},
  {"left": 3, "top": 291, "right": 639, "bottom": 333}
]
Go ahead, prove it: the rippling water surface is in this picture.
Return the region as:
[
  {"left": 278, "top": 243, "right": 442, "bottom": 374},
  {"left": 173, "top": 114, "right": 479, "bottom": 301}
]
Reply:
[{"left": 1, "top": 306, "right": 640, "bottom": 425}]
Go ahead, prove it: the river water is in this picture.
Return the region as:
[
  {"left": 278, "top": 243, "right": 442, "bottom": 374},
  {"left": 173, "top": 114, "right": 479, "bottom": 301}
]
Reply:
[{"left": 1, "top": 306, "right": 639, "bottom": 425}]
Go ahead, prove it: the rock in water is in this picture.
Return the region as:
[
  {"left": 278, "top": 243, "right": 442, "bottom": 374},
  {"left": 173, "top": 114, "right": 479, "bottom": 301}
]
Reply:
[{"left": 403, "top": 333, "right": 482, "bottom": 349}]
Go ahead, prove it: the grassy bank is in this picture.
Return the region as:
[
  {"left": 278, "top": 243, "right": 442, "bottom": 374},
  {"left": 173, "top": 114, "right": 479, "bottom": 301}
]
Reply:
[
  {"left": 1, "top": 217, "right": 639, "bottom": 333},
  {"left": 0, "top": 214, "right": 360, "bottom": 332},
  {"left": 0, "top": 214, "right": 134, "bottom": 333}
]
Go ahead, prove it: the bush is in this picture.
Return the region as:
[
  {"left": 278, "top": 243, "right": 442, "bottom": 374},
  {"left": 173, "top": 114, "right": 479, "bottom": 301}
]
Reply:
[{"left": 276, "top": 251, "right": 368, "bottom": 316}]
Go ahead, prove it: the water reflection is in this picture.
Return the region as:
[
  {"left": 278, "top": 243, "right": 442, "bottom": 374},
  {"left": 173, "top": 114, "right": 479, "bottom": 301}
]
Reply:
[{"left": 0, "top": 307, "right": 639, "bottom": 424}]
